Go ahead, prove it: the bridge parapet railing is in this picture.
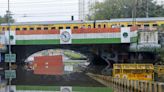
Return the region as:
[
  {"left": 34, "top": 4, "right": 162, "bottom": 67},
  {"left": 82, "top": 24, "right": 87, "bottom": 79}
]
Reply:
[{"left": 87, "top": 73, "right": 164, "bottom": 92}]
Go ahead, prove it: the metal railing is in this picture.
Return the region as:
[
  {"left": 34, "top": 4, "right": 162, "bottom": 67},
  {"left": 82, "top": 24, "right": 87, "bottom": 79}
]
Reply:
[{"left": 87, "top": 73, "right": 164, "bottom": 92}]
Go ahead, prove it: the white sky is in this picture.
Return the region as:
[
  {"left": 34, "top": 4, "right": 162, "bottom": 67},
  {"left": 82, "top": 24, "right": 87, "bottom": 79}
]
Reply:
[
  {"left": 156, "top": 0, "right": 164, "bottom": 4},
  {"left": 0, "top": 0, "right": 80, "bottom": 22},
  {"left": 1, "top": 0, "right": 160, "bottom": 22}
]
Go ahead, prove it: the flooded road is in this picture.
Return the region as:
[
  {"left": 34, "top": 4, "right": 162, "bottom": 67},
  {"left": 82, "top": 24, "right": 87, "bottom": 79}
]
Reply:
[{"left": 14, "top": 69, "right": 105, "bottom": 87}]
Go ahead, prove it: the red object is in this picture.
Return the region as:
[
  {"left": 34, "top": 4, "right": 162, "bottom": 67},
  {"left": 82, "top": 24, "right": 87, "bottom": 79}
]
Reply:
[
  {"left": 33, "top": 55, "right": 64, "bottom": 75},
  {"left": 16, "top": 30, "right": 60, "bottom": 35},
  {"left": 72, "top": 28, "right": 121, "bottom": 34}
]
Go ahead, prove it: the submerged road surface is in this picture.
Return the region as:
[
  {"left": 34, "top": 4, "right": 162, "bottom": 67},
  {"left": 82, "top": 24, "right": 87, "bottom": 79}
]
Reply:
[{"left": 14, "top": 68, "right": 105, "bottom": 87}]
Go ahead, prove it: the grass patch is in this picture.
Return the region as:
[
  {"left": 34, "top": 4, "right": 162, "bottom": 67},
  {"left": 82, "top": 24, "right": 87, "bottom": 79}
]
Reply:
[
  {"left": 73, "top": 87, "right": 113, "bottom": 92},
  {"left": 64, "top": 51, "right": 84, "bottom": 59},
  {"left": 16, "top": 86, "right": 113, "bottom": 92},
  {"left": 16, "top": 86, "right": 60, "bottom": 91}
]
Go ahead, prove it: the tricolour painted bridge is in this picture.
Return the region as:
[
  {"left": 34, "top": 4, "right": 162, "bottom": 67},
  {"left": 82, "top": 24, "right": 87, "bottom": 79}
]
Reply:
[{"left": 1, "top": 27, "right": 137, "bottom": 45}]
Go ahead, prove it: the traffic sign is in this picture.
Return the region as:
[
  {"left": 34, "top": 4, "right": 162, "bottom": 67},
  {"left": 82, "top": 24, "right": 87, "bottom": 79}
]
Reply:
[
  {"left": 5, "top": 54, "right": 16, "bottom": 62},
  {"left": 5, "top": 70, "right": 16, "bottom": 79}
]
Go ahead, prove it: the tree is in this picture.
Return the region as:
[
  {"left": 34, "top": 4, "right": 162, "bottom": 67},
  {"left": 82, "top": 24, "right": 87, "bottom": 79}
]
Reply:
[
  {"left": 0, "top": 13, "right": 15, "bottom": 24},
  {"left": 89, "top": 0, "right": 164, "bottom": 20}
]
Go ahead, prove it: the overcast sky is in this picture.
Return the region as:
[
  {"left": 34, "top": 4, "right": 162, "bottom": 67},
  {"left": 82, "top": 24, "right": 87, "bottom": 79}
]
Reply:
[
  {"left": 1, "top": 0, "right": 161, "bottom": 22},
  {"left": 0, "top": 0, "right": 80, "bottom": 22}
]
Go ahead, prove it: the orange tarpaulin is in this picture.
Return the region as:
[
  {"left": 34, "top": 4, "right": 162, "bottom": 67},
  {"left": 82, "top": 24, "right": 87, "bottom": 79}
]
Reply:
[{"left": 33, "top": 55, "right": 64, "bottom": 75}]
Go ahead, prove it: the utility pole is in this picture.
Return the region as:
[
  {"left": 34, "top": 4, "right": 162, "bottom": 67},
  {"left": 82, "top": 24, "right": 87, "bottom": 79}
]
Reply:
[
  {"left": 7, "top": 0, "right": 12, "bottom": 91},
  {"left": 146, "top": 0, "right": 149, "bottom": 18},
  {"left": 132, "top": 0, "right": 137, "bottom": 26}
]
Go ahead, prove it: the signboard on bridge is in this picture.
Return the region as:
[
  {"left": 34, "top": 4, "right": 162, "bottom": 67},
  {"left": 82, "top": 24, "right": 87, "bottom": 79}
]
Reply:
[
  {"left": 0, "top": 32, "right": 6, "bottom": 52},
  {"left": 5, "top": 31, "right": 16, "bottom": 45},
  {"left": 121, "top": 27, "right": 130, "bottom": 43},
  {"left": 5, "top": 70, "right": 16, "bottom": 79},
  {"left": 5, "top": 54, "right": 16, "bottom": 63},
  {"left": 60, "top": 29, "right": 72, "bottom": 44},
  {"left": 64, "top": 65, "right": 73, "bottom": 72},
  {"left": 0, "top": 31, "right": 5, "bottom": 44}
]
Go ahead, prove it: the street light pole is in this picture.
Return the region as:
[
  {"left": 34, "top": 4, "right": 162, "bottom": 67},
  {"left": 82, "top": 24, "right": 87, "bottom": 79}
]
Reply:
[{"left": 7, "top": 0, "right": 12, "bottom": 91}]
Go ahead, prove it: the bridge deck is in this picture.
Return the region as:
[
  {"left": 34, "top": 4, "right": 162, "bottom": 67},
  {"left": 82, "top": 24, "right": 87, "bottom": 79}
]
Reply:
[{"left": 1, "top": 27, "right": 137, "bottom": 45}]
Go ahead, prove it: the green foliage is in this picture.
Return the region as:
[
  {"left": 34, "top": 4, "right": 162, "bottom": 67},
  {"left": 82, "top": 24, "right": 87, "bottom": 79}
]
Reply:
[
  {"left": 64, "top": 50, "right": 86, "bottom": 60},
  {"left": 89, "top": 0, "right": 164, "bottom": 20},
  {"left": 16, "top": 86, "right": 113, "bottom": 92},
  {"left": 158, "top": 24, "right": 164, "bottom": 31},
  {"left": 0, "top": 14, "right": 15, "bottom": 24},
  {"left": 16, "top": 86, "right": 60, "bottom": 91},
  {"left": 0, "top": 16, "right": 6, "bottom": 24}
]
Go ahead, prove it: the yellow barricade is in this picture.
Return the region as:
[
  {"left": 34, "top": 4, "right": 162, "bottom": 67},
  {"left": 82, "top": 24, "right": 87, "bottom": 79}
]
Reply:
[{"left": 113, "top": 64, "right": 154, "bottom": 81}]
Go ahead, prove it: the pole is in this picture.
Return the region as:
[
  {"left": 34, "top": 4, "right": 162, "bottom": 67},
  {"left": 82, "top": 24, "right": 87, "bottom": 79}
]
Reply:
[
  {"left": 146, "top": 0, "right": 149, "bottom": 18},
  {"left": 132, "top": 0, "right": 137, "bottom": 26},
  {"left": 7, "top": 0, "right": 12, "bottom": 91}
]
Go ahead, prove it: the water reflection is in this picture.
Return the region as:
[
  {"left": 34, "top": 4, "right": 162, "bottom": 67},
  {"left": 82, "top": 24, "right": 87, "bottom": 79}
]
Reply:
[
  {"left": 10, "top": 49, "right": 107, "bottom": 87},
  {"left": 1, "top": 49, "right": 138, "bottom": 91},
  {"left": 24, "top": 49, "right": 89, "bottom": 75}
]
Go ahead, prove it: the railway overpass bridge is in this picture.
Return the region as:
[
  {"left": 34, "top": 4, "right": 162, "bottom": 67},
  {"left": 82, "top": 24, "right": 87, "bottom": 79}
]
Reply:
[
  {"left": 0, "top": 27, "right": 139, "bottom": 65},
  {"left": 0, "top": 27, "right": 161, "bottom": 69},
  {"left": 0, "top": 27, "right": 162, "bottom": 86}
]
